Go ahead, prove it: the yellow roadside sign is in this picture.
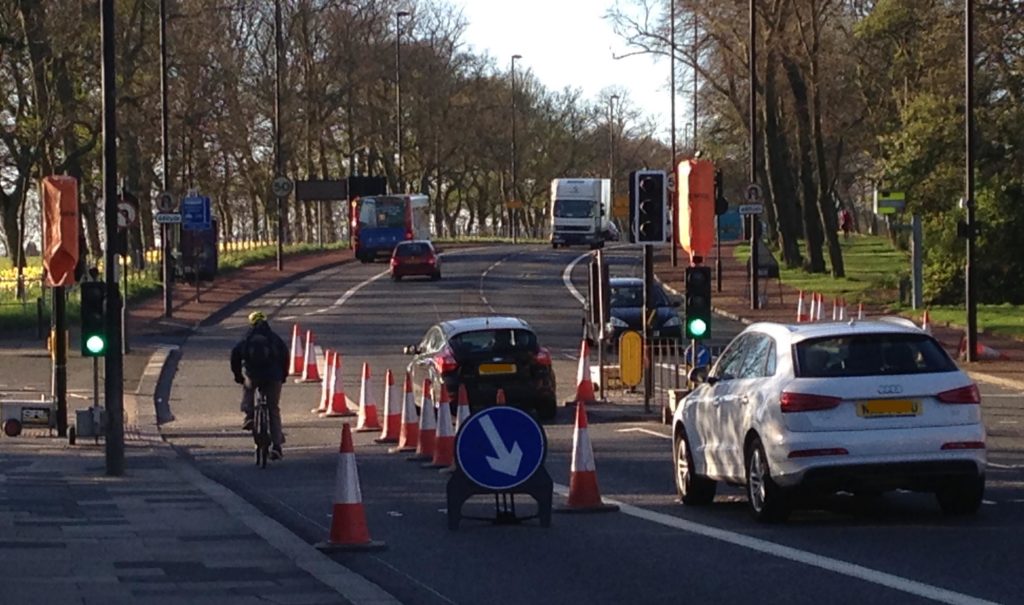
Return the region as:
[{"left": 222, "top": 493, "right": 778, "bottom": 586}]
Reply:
[
  {"left": 619, "top": 330, "right": 643, "bottom": 387},
  {"left": 612, "top": 195, "right": 629, "bottom": 220}
]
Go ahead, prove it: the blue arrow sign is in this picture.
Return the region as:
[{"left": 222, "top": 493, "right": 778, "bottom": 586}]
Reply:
[
  {"left": 182, "top": 195, "right": 211, "bottom": 231},
  {"left": 456, "top": 407, "right": 546, "bottom": 491}
]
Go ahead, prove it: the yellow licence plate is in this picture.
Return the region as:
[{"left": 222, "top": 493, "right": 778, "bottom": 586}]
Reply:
[
  {"left": 478, "top": 363, "right": 516, "bottom": 375},
  {"left": 857, "top": 399, "right": 921, "bottom": 418}
]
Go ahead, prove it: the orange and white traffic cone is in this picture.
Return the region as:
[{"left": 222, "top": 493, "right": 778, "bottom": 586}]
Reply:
[
  {"left": 296, "top": 329, "right": 322, "bottom": 383},
  {"left": 427, "top": 390, "right": 455, "bottom": 470},
  {"left": 389, "top": 373, "right": 419, "bottom": 453},
  {"left": 314, "top": 423, "right": 386, "bottom": 552},
  {"left": 815, "top": 293, "right": 824, "bottom": 321},
  {"left": 313, "top": 349, "right": 334, "bottom": 413},
  {"left": 796, "top": 290, "right": 809, "bottom": 323},
  {"left": 556, "top": 402, "right": 618, "bottom": 513},
  {"left": 323, "top": 351, "right": 355, "bottom": 417},
  {"left": 857, "top": 302, "right": 864, "bottom": 320},
  {"left": 409, "top": 379, "right": 436, "bottom": 461},
  {"left": 808, "top": 293, "right": 818, "bottom": 322},
  {"left": 495, "top": 388, "right": 507, "bottom": 406},
  {"left": 831, "top": 297, "right": 840, "bottom": 321},
  {"left": 921, "top": 309, "right": 932, "bottom": 334},
  {"left": 374, "top": 369, "right": 401, "bottom": 444},
  {"left": 837, "top": 297, "right": 847, "bottom": 321},
  {"left": 454, "top": 383, "right": 471, "bottom": 432},
  {"left": 569, "top": 340, "right": 597, "bottom": 406},
  {"left": 289, "top": 323, "right": 303, "bottom": 376},
  {"left": 355, "top": 362, "right": 381, "bottom": 432}
]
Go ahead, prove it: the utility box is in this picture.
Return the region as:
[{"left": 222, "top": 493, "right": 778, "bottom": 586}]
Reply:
[
  {"left": 71, "top": 406, "right": 107, "bottom": 444},
  {"left": 1, "top": 397, "right": 57, "bottom": 437}
]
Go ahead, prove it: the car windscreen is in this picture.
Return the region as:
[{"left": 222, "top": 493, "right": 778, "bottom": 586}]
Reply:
[
  {"left": 794, "top": 333, "right": 958, "bottom": 378},
  {"left": 448, "top": 328, "right": 538, "bottom": 355},
  {"left": 395, "top": 243, "right": 430, "bottom": 257},
  {"left": 554, "top": 199, "right": 595, "bottom": 218},
  {"left": 610, "top": 284, "right": 668, "bottom": 307}
]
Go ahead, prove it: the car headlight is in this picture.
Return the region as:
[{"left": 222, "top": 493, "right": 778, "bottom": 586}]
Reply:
[
  {"left": 662, "top": 315, "right": 681, "bottom": 328},
  {"left": 609, "top": 317, "right": 629, "bottom": 328}
]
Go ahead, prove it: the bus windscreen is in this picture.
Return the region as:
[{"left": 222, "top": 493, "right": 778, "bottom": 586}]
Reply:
[{"left": 358, "top": 198, "right": 406, "bottom": 229}]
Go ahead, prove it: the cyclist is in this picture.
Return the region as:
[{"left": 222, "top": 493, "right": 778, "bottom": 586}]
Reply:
[{"left": 230, "top": 311, "right": 289, "bottom": 460}]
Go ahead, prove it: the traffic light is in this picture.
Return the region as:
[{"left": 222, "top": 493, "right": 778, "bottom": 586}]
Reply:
[
  {"left": 631, "top": 170, "right": 667, "bottom": 244},
  {"left": 80, "top": 282, "right": 107, "bottom": 357},
  {"left": 684, "top": 265, "right": 712, "bottom": 340},
  {"left": 714, "top": 169, "right": 729, "bottom": 216}
]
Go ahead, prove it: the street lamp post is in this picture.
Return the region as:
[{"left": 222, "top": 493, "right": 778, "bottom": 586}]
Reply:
[
  {"left": 964, "top": 0, "right": 977, "bottom": 361},
  {"left": 670, "top": 0, "right": 678, "bottom": 267},
  {"left": 395, "top": 10, "right": 410, "bottom": 193},
  {"left": 159, "top": 0, "right": 172, "bottom": 316},
  {"left": 608, "top": 94, "right": 619, "bottom": 199},
  {"left": 274, "top": 0, "right": 284, "bottom": 271},
  {"left": 748, "top": 0, "right": 759, "bottom": 310},
  {"left": 510, "top": 54, "right": 522, "bottom": 244}
]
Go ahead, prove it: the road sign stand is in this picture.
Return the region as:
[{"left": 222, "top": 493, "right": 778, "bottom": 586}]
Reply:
[{"left": 446, "top": 466, "right": 553, "bottom": 530}]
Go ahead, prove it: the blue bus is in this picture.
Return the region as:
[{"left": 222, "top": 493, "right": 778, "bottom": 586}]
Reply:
[{"left": 351, "top": 194, "right": 430, "bottom": 262}]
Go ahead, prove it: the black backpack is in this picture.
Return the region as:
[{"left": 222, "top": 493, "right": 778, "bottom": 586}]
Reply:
[{"left": 243, "top": 332, "right": 278, "bottom": 380}]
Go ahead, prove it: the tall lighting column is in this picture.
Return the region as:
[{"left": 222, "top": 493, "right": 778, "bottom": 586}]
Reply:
[
  {"left": 159, "top": 0, "right": 172, "bottom": 316},
  {"left": 608, "top": 94, "right": 619, "bottom": 200},
  {"left": 670, "top": 0, "right": 678, "bottom": 267},
  {"left": 964, "top": 0, "right": 977, "bottom": 361},
  {"left": 510, "top": 54, "right": 522, "bottom": 244},
  {"left": 274, "top": 0, "right": 284, "bottom": 270},
  {"left": 748, "top": 0, "right": 759, "bottom": 310},
  {"left": 395, "top": 10, "right": 410, "bottom": 193}
]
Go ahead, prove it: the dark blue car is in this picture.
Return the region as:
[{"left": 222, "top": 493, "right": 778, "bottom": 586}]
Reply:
[{"left": 584, "top": 277, "right": 683, "bottom": 346}]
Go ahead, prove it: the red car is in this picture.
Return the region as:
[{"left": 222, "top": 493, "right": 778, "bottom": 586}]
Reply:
[{"left": 390, "top": 240, "right": 441, "bottom": 281}]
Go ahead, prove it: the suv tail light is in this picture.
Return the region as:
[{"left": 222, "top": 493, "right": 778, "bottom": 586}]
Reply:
[
  {"left": 534, "top": 347, "right": 552, "bottom": 366},
  {"left": 936, "top": 384, "right": 980, "bottom": 404},
  {"left": 390, "top": 257, "right": 399, "bottom": 267},
  {"left": 780, "top": 391, "right": 842, "bottom": 413},
  {"left": 434, "top": 347, "right": 458, "bottom": 374}
]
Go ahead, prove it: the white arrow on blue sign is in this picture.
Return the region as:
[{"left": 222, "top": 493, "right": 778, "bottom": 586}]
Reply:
[{"left": 456, "top": 407, "right": 545, "bottom": 491}]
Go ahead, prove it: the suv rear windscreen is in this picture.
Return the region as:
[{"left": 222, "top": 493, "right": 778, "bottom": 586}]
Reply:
[
  {"left": 449, "top": 329, "right": 538, "bottom": 355},
  {"left": 795, "top": 333, "right": 957, "bottom": 377}
]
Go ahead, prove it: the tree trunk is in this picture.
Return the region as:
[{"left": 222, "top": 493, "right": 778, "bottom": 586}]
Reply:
[
  {"left": 782, "top": 56, "right": 826, "bottom": 273},
  {"left": 761, "top": 54, "right": 803, "bottom": 268},
  {"left": 810, "top": 60, "right": 845, "bottom": 278}
]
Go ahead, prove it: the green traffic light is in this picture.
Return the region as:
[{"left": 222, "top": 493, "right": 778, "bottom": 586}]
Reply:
[
  {"left": 687, "top": 318, "right": 708, "bottom": 338},
  {"left": 85, "top": 335, "right": 106, "bottom": 355}
]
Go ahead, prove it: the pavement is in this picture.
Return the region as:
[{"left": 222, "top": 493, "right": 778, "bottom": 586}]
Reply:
[{"left": 1, "top": 239, "right": 1022, "bottom": 604}]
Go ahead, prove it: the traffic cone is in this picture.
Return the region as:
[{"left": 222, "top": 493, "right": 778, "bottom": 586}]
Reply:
[
  {"left": 409, "top": 379, "right": 436, "bottom": 461},
  {"left": 313, "top": 349, "right": 334, "bottom": 413},
  {"left": 296, "top": 330, "right": 322, "bottom": 383},
  {"left": 389, "top": 373, "right": 419, "bottom": 453},
  {"left": 837, "top": 297, "right": 847, "bottom": 321},
  {"left": 958, "top": 334, "right": 1008, "bottom": 361},
  {"left": 289, "top": 323, "right": 303, "bottom": 376},
  {"left": 808, "top": 293, "right": 818, "bottom": 322},
  {"left": 323, "top": 351, "right": 355, "bottom": 417},
  {"left": 921, "top": 309, "right": 932, "bottom": 334},
  {"left": 857, "top": 302, "right": 864, "bottom": 319},
  {"left": 495, "top": 388, "right": 507, "bottom": 406},
  {"left": 427, "top": 390, "right": 455, "bottom": 470},
  {"left": 815, "top": 293, "right": 824, "bottom": 321},
  {"left": 374, "top": 369, "right": 401, "bottom": 444},
  {"left": 314, "top": 423, "right": 386, "bottom": 552},
  {"left": 556, "top": 402, "right": 619, "bottom": 513},
  {"left": 796, "top": 290, "right": 809, "bottom": 323},
  {"left": 831, "top": 297, "right": 840, "bottom": 321},
  {"left": 569, "top": 340, "right": 597, "bottom": 406},
  {"left": 454, "top": 383, "right": 471, "bottom": 432},
  {"left": 355, "top": 362, "right": 381, "bottom": 432}
]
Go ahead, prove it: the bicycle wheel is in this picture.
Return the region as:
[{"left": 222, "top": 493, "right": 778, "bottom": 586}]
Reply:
[{"left": 254, "top": 395, "right": 271, "bottom": 469}]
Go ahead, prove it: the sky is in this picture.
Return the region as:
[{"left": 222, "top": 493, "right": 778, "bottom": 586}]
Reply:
[{"left": 456, "top": 0, "right": 677, "bottom": 138}]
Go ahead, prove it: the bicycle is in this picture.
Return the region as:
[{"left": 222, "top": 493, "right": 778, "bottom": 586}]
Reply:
[{"left": 253, "top": 387, "right": 271, "bottom": 468}]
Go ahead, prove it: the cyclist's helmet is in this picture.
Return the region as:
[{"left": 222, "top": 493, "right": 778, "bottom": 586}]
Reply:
[{"left": 248, "top": 311, "right": 267, "bottom": 326}]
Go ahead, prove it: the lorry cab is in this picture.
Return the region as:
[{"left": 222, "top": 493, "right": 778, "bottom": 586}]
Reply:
[{"left": 550, "top": 178, "right": 611, "bottom": 249}]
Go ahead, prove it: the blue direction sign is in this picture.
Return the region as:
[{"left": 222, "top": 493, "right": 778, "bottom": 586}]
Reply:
[
  {"left": 181, "top": 194, "right": 211, "bottom": 231},
  {"left": 456, "top": 407, "right": 546, "bottom": 491}
]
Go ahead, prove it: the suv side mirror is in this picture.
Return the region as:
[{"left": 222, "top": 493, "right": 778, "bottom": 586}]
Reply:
[
  {"left": 403, "top": 345, "right": 420, "bottom": 355},
  {"left": 688, "top": 366, "right": 710, "bottom": 384}
]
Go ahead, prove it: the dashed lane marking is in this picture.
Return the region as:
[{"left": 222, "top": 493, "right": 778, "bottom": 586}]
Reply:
[{"left": 617, "top": 427, "right": 671, "bottom": 440}]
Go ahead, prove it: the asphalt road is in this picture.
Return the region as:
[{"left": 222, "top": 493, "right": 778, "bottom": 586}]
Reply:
[{"left": 160, "top": 244, "right": 1024, "bottom": 605}]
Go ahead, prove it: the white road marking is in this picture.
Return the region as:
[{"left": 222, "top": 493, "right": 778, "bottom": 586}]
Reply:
[
  {"left": 330, "top": 269, "right": 390, "bottom": 309},
  {"left": 617, "top": 427, "right": 671, "bottom": 440},
  {"left": 479, "top": 258, "right": 504, "bottom": 313},
  {"left": 550, "top": 484, "right": 1000, "bottom": 605},
  {"left": 562, "top": 251, "right": 591, "bottom": 305}
]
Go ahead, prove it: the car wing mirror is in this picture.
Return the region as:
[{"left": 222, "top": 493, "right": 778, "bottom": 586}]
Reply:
[{"left": 688, "top": 366, "right": 710, "bottom": 384}]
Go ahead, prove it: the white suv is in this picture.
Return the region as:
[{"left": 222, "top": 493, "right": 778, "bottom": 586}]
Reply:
[{"left": 672, "top": 319, "right": 986, "bottom": 522}]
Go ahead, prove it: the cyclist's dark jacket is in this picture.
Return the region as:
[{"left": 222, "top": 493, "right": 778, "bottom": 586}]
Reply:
[{"left": 230, "top": 322, "right": 290, "bottom": 384}]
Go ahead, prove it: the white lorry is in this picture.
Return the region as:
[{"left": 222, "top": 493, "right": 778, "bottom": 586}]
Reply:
[{"left": 549, "top": 178, "right": 614, "bottom": 249}]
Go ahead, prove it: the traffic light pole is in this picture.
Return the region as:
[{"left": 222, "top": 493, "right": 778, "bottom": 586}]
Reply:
[
  {"left": 642, "top": 244, "right": 654, "bottom": 413},
  {"left": 53, "top": 286, "right": 68, "bottom": 437},
  {"left": 101, "top": 0, "right": 124, "bottom": 476}
]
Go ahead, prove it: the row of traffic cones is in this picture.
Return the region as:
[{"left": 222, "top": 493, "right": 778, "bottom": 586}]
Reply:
[
  {"left": 795, "top": 291, "right": 864, "bottom": 323},
  {"left": 314, "top": 351, "right": 618, "bottom": 550}
]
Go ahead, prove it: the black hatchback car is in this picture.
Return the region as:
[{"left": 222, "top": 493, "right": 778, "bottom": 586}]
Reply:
[
  {"left": 404, "top": 317, "right": 558, "bottom": 421},
  {"left": 584, "top": 277, "right": 682, "bottom": 346}
]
